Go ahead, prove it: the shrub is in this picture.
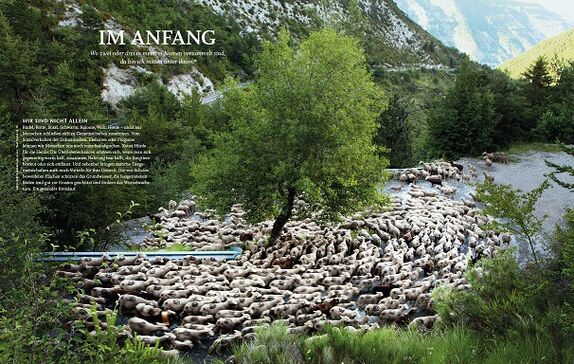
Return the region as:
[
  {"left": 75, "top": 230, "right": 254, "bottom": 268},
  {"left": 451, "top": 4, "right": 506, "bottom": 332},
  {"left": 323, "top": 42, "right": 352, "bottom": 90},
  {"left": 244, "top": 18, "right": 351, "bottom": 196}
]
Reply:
[
  {"left": 553, "top": 209, "right": 574, "bottom": 285},
  {"left": 475, "top": 181, "right": 549, "bottom": 268},
  {"left": 433, "top": 251, "right": 537, "bottom": 336},
  {"left": 233, "top": 322, "right": 305, "bottom": 364},
  {"left": 0, "top": 235, "right": 178, "bottom": 363},
  {"left": 534, "top": 109, "right": 574, "bottom": 144}
]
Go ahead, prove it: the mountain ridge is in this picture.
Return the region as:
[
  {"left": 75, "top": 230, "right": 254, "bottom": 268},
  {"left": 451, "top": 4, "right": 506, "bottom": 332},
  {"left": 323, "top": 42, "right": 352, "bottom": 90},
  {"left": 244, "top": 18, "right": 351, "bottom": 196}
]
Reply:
[
  {"left": 499, "top": 28, "right": 574, "bottom": 78},
  {"left": 394, "top": 0, "right": 573, "bottom": 66},
  {"left": 56, "top": 0, "right": 460, "bottom": 108}
]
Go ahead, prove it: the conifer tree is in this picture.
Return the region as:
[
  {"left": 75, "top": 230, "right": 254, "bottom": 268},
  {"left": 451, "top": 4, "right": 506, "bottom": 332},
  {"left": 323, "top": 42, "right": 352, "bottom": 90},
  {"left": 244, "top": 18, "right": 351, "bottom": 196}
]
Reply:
[{"left": 427, "top": 58, "right": 499, "bottom": 158}]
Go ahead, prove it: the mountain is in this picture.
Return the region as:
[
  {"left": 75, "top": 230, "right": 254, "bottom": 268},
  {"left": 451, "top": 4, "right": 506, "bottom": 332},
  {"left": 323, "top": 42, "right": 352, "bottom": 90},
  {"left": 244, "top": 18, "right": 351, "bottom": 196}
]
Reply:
[
  {"left": 195, "top": 0, "right": 459, "bottom": 67},
  {"left": 394, "top": 0, "right": 573, "bottom": 66},
  {"left": 499, "top": 28, "right": 574, "bottom": 78},
  {"left": 56, "top": 0, "right": 460, "bottom": 108}
]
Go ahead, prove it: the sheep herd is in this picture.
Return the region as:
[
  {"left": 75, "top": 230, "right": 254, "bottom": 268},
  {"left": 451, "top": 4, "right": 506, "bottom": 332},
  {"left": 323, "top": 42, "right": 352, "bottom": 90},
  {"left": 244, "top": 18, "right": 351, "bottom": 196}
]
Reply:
[{"left": 57, "top": 159, "right": 509, "bottom": 358}]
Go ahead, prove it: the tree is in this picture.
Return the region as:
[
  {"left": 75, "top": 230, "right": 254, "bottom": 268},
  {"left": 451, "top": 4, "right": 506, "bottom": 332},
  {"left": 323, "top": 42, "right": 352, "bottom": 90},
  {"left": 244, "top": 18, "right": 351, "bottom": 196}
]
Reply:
[
  {"left": 427, "top": 58, "right": 500, "bottom": 158},
  {"left": 553, "top": 209, "right": 574, "bottom": 285},
  {"left": 534, "top": 109, "right": 574, "bottom": 144},
  {"left": 374, "top": 94, "right": 414, "bottom": 167},
  {"left": 0, "top": 11, "right": 42, "bottom": 113},
  {"left": 122, "top": 82, "right": 184, "bottom": 163},
  {"left": 44, "top": 62, "right": 102, "bottom": 118},
  {"left": 79, "top": 5, "right": 103, "bottom": 30},
  {"left": 522, "top": 56, "right": 552, "bottom": 118},
  {"left": 340, "top": 0, "right": 367, "bottom": 39},
  {"left": 192, "top": 29, "right": 387, "bottom": 241},
  {"left": 488, "top": 70, "right": 531, "bottom": 147},
  {"left": 523, "top": 56, "right": 552, "bottom": 96},
  {"left": 532, "top": 61, "right": 574, "bottom": 144},
  {"left": 475, "top": 181, "right": 550, "bottom": 268},
  {"left": 554, "top": 61, "right": 574, "bottom": 101}
]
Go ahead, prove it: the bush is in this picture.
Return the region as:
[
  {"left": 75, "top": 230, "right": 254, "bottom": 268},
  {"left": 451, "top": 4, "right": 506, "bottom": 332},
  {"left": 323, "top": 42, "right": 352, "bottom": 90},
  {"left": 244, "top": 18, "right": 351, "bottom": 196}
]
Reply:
[
  {"left": 533, "top": 109, "right": 574, "bottom": 144},
  {"left": 0, "top": 234, "right": 178, "bottom": 363},
  {"left": 433, "top": 251, "right": 537, "bottom": 336},
  {"left": 553, "top": 209, "right": 574, "bottom": 286}
]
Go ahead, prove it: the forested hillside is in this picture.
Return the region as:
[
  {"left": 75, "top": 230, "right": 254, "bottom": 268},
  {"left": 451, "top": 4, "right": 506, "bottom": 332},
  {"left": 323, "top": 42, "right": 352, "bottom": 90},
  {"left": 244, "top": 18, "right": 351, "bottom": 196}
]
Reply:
[
  {"left": 2, "top": 1, "right": 574, "bottom": 363},
  {"left": 499, "top": 28, "right": 574, "bottom": 79},
  {"left": 0, "top": 0, "right": 462, "bottom": 247},
  {"left": 72, "top": 0, "right": 460, "bottom": 108}
]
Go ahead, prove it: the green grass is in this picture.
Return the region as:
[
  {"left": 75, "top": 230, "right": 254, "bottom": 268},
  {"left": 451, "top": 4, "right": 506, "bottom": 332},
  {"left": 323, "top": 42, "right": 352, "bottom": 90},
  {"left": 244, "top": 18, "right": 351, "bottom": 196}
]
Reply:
[
  {"left": 302, "top": 325, "right": 480, "bottom": 364},
  {"left": 503, "top": 142, "right": 563, "bottom": 155},
  {"left": 498, "top": 28, "right": 574, "bottom": 79},
  {"left": 228, "top": 322, "right": 574, "bottom": 364},
  {"left": 160, "top": 243, "right": 194, "bottom": 252}
]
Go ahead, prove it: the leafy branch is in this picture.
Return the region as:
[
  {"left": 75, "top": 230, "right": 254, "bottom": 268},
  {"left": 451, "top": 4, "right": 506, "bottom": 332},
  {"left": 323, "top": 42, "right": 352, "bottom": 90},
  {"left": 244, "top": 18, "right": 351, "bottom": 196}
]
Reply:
[
  {"left": 476, "top": 181, "right": 550, "bottom": 268},
  {"left": 545, "top": 144, "right": 574, "bottom": 191}
]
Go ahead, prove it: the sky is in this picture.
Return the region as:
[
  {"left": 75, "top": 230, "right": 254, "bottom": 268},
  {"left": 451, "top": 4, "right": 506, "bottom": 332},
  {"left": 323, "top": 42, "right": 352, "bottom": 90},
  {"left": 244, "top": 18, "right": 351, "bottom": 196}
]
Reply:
[{"left": 517, "top": 0, "right": 574, "bottom": 22}]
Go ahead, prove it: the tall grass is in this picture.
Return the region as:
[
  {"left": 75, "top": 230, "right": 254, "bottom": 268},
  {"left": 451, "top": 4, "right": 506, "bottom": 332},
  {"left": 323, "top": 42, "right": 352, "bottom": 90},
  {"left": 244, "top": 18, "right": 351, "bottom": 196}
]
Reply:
[
  {"left": 503, "top": 142, "right": 562, "bottom": 155},
  {"left": 302, "top": 325, "right": 480, "bottom": 364},
  {"left": 232, "top": 322, "right": 305, "bottom": 364},
  {"left": 232, "top": 323, "right": 476, "bottom": 364},
  {"left": 229, "top": 322, "right": 574, "bottom": 364}
]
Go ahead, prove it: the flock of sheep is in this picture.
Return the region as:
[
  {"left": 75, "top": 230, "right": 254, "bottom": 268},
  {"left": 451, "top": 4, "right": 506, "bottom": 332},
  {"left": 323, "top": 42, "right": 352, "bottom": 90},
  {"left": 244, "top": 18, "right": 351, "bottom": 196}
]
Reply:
[{"left": 57, "top": 158, "right": 509, "bottom": 358}]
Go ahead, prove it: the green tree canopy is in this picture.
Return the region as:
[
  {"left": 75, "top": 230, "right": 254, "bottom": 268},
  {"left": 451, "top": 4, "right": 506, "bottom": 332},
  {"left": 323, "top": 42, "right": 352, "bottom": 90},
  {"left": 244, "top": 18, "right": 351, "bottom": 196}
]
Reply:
[
  {"left": 374, "top": 94, "right": 414, "bottom": 168},
  {"left": 427, "top": 58, "right": 500, "bottom": 159},
  {"left": 192, "top": 29, "right": 388, "bottom": 240},
  {"left": 475, "top": 181, "right": 549, "bottom": 268},
  {"left": 522, "top": 56, "right": 552, "bottom": 119}
]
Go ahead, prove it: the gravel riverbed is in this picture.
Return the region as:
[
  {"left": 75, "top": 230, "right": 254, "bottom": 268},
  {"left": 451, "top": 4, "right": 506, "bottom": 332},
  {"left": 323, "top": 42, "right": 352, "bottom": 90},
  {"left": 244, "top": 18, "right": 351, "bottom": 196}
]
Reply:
[{"left": 460, "top": 151, "right": 574, "bottom": 233}]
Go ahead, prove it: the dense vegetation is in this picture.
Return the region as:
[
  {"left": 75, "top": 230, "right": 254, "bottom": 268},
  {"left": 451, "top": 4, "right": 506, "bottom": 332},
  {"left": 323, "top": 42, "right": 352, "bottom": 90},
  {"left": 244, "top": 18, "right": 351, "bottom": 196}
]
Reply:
[
  {"left": 192, "top": 29, "right": 388, "bottom": 240},
  {"left": 0, "top": 0, "right": 457, "bottom": 245},
  {"left": 372, "top": 53, "right": 574, "bottom": 164},
  {"left": 1, "top": 0, "right": 574, "bottom": 363},
  {"left": 0, "top": 0, "right": 262, "bottom": 248},
  {"left": 228, "top": 194, "right": 574, "bottom": 364},
  {"left": 420, "top": 56, "right": 574, "bottom": 159}
]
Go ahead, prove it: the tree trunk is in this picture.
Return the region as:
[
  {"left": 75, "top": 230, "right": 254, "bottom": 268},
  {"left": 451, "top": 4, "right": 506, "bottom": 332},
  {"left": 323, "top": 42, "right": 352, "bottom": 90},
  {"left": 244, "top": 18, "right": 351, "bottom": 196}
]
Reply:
[
  {"left": 527, "top": 235, "right": 540, "bottom": 269},
  {"left": 270, "top": 187, "right": 296, "bottom": 243}
]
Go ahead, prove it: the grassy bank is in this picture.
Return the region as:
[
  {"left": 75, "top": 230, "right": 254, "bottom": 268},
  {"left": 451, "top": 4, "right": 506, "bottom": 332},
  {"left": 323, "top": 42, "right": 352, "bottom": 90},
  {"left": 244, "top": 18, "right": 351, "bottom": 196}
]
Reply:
[
  {"left": 504, "top": 142, "right": 563, "bottom": 155},
  {"left": 226, "top": 213, "right": 574, "bottom": 364},
  {"left": 225, "top": 321, "right": 574, "bottom": 364}
]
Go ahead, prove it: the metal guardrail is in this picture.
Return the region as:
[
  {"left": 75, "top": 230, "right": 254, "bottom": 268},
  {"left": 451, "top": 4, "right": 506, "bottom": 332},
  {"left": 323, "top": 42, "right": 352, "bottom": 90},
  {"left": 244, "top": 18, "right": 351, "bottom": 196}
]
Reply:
[{"left": 40, "top": 247, "right": 242, "bottom": 262}]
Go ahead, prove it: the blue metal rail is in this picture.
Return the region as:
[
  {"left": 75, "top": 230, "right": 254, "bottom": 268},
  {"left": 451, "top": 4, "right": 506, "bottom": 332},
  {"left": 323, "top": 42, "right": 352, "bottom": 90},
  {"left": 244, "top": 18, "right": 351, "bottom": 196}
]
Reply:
[{"left": 40, "top": 248, "right": 242, "bottom": 262}]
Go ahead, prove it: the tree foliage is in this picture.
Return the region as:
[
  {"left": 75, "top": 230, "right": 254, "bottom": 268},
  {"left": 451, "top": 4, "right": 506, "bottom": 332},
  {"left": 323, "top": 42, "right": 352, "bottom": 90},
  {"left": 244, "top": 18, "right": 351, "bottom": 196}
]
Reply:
[
  {"left": 427, "top": 58, "right": 500, "bottom": 158},
  {"left": 373, "top": 94, "right": 414, "bottom": 168},
  {"left": 553, "top": 209, "right": 574, "bottom": 284},
  {"left": 475, "top": 181, "right": 550, "bottom": 267},
  {"left": 522, "top": 56, "right": 552, "bottom": 111},
  {"left": 546, "top": 144, "right": 574, "bottom": 191},
  {"left": 192, "top": 29, "right": 388, "bottom": 240}
]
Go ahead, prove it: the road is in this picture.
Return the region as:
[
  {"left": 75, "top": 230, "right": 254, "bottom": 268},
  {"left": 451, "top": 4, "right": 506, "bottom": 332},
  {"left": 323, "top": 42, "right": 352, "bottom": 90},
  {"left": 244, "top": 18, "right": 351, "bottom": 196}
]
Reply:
[{"left": 201, "top": 82, "right": 251, "bottom": 105}]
